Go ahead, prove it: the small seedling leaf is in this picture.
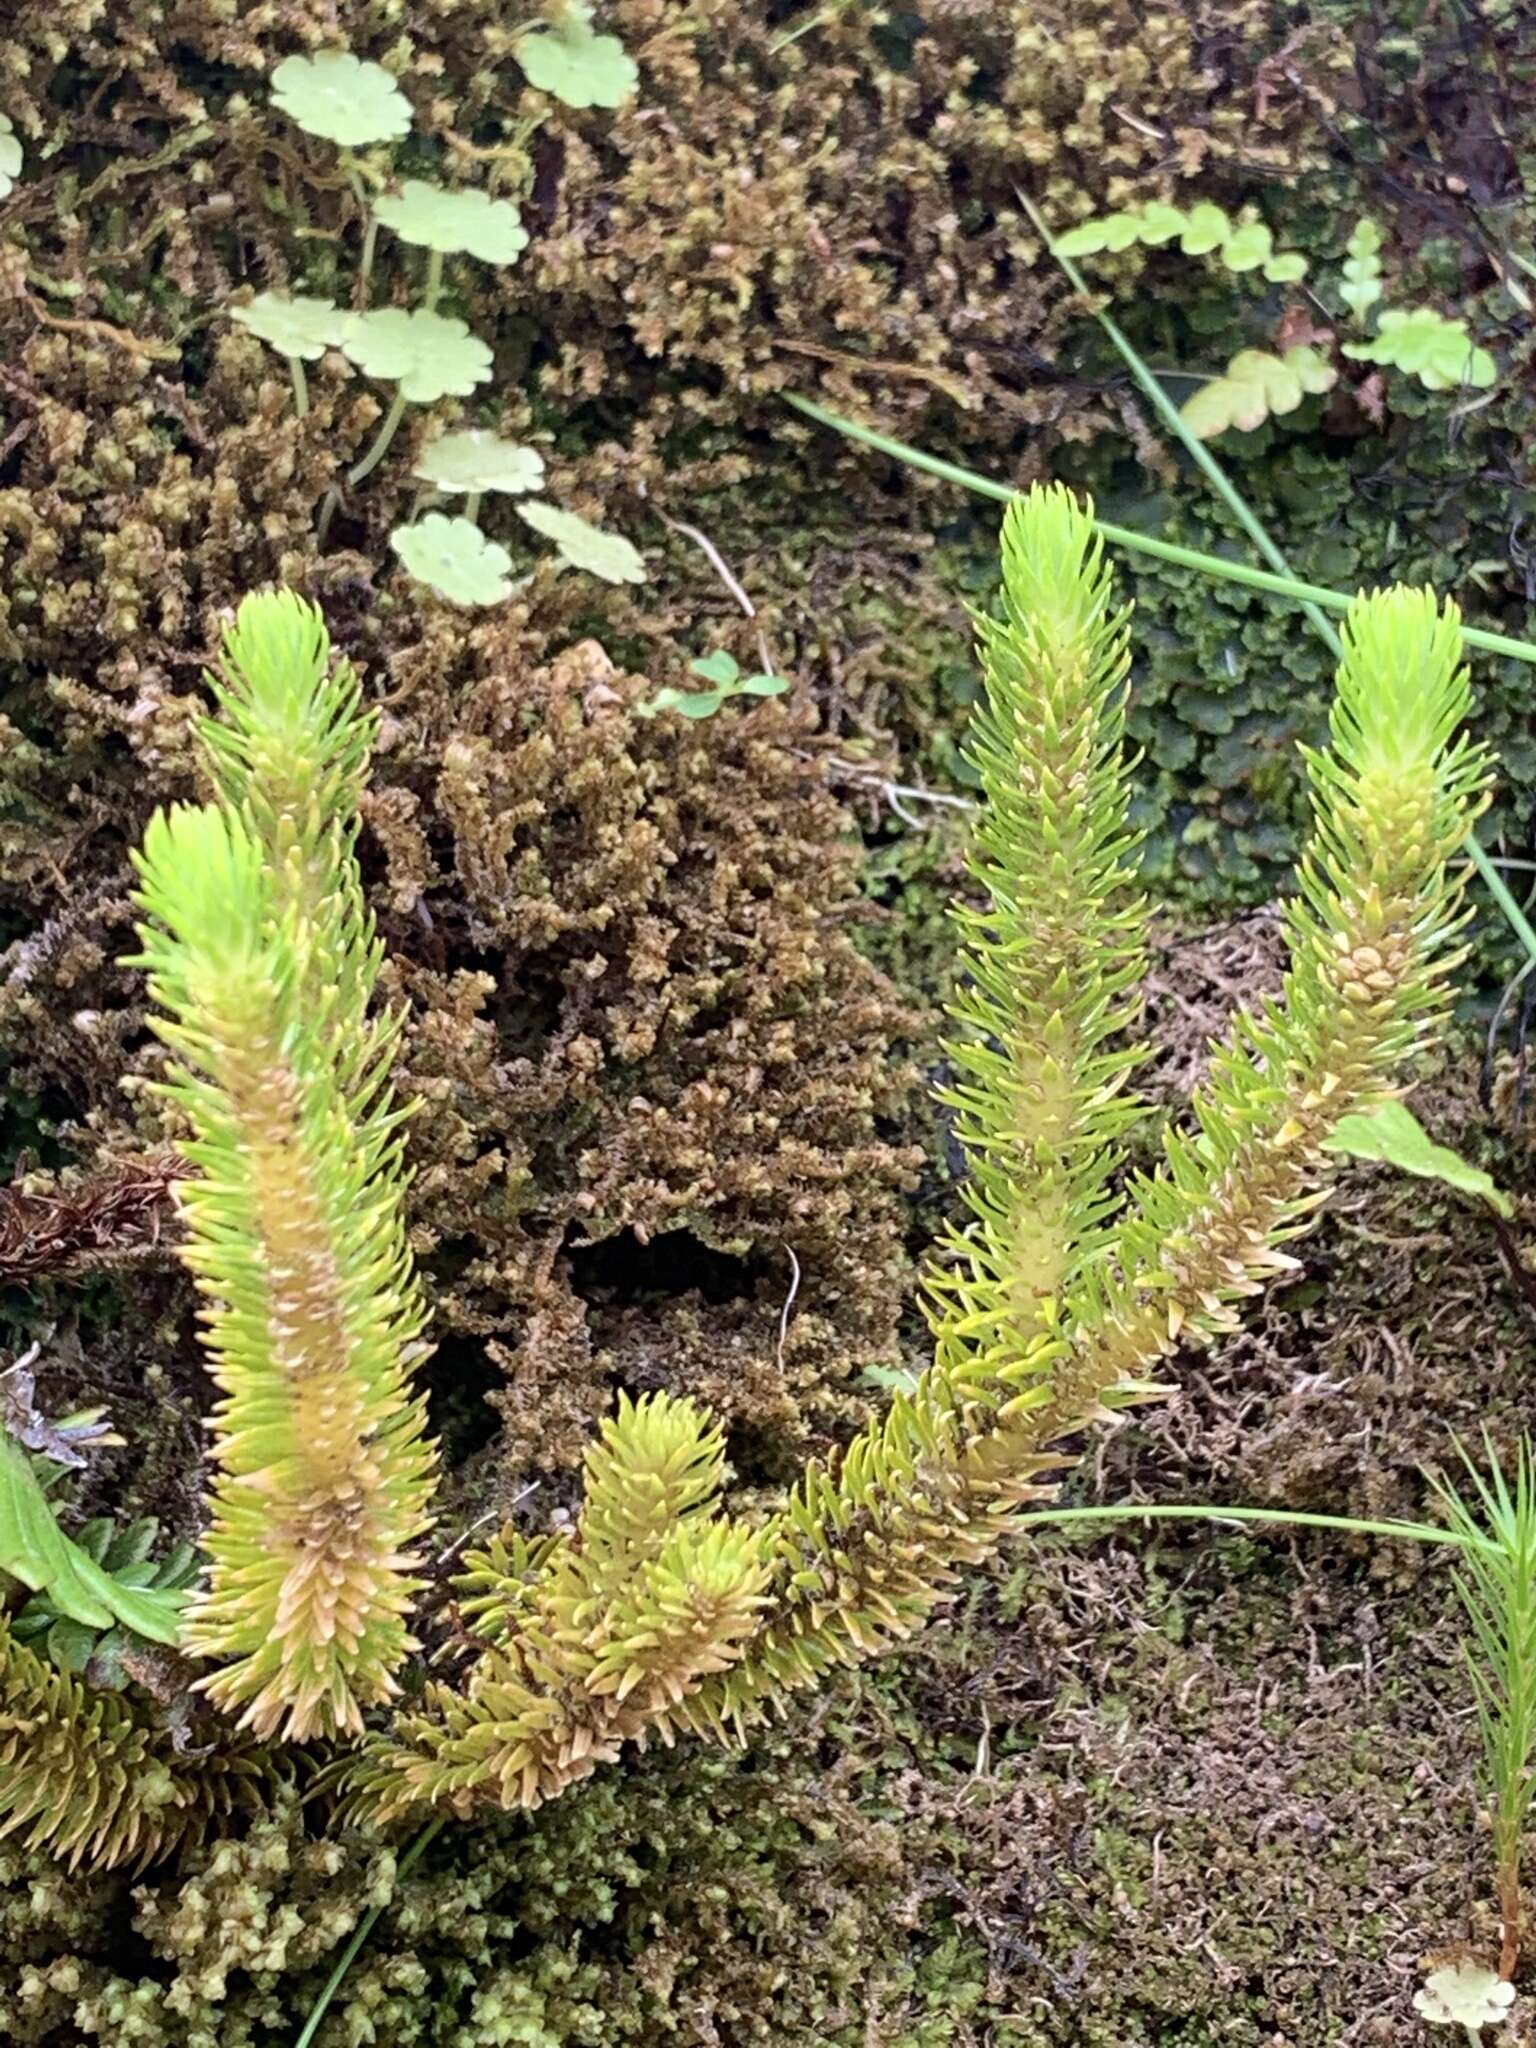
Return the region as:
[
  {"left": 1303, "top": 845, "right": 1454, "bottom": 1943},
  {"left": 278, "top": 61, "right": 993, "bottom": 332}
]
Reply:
[
  {"left": 1262, "top": 251, "right": 1308, "bottom": 283},
  {"left": 374, "top": 180, "right": 529, "bottom": 264},
  {"left": 1343, "top": 306, "right": 1497, "bottom": 391},
  {"left": 413, "top": 430, "right": 545, "bottom": 495},
  {"left": 1179, "top": 345, "right": 1336, "bottom": 440},
  {"left": 342, "top": 307, "right": 493, "bottom": 402},
  {"left": 634, "top": 686, "right": 722, "bottom": 720},
  {"left": 270, "top": 50, "right": 412, "bottom": 147},
  {"left": 228, "top": 292, "right": 352, "bottom": 361},
  {"left": 1323, "top": 1099, "right": 1513, "bottom": 1216},
  {"left": 740, "top": 674, "right": 790, "bottom": 697},
  {"left": 518, "top": 501, "right": 646, "bottom": 583},
  {"left": 689, "top": 649, "right": 742, "bottom": 687},
  {"left": 515, "top": 19, "right": 638, "bottom": 108},
  {"left": 0, "top": 114, "right": 22, "bottom": 200},
  {"left": 391, "top": 514, "right": 515, "bottom": 606},
  {"left": 1413, "top": 1960, "right": 1516, "bottom": 2031}
]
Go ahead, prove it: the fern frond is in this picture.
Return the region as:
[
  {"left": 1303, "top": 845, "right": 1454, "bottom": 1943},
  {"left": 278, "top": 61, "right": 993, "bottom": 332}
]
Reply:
[
  {"left": 131, "top": 801, "right": 437, "bottom": 1741},
  {"left": 0, "top": 1621, "right": 266, "bottom": 1871},
  {"left": 924, "top": 485, "right": 1148, "bottom": 1405}
]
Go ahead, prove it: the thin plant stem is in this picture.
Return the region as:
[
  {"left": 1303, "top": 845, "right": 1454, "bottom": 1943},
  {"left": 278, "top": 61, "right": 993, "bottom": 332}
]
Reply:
[
  {"left": 421, "top": 246, "right": 444, "bottom": 315},
  {"left": 779, "top": 397, "right": 1536, "bottom": 668},
  {"left": 1015, "top": 1501, "right": 1486, "bottom": 1552},
  {"left": 315, "top": 484, "right": 342, "bottom": 549},
  {"left": 287, "top": 356, "right": 310, "bottom": 418},
  {"left": 781, "top": 390, "right": 1536, "bottom": 962},
  {"left": 356, "top": 216, "right": 380, "bottom": 311},
  {"left": 293, "top": 1816, "right": 444, "bottom": 2048},
  {"left": 347, "top": 389, "right": 409, "bottom": 489},
  {"left": 464, "top": 490, "right": 482, "bottom": 524}
]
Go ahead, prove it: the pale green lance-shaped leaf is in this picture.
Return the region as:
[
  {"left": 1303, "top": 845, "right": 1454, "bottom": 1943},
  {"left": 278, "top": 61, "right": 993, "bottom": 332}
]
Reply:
[
  {"left": 1343, "top": 306, "right": 1497, "bottom": 391},
  {"left": 413, "top": 429, "right": 545, "bottom": 495},
  {"left": 228, "top": 292, "right": 353, "bottom": 361},
  {"left": 391, "top": 514, "right": 515, "bottom": 605},
  {"left": 516, "top": 17, "right": 639, "bottom": 108},
  {"left": 1179, "top": 345, "right": 1336, "bottom": 440},
  {"left": 342, "top": 307, "right": 493, "bottom": 401},
  {"left": 0, "top": 1434, "right": 186, "bottom": 1644},
  {"left": 1323, "top": 1099, "right": 1513, "bottom": 1216},
  {"left": 373, "top": 180, "right": 529, "bottom": 265},
  {"left": 0, "top": 114, "right": 22, "bottom": 200},
  {"left": 270, "top": 50, "right": 412, "bottom": 147},
  {"left": 518, "top": 500, "right": 646, "bottom": 582},
  {"left": 1339, "top": 218, "right": 1384, "bottom": 325},
  {"left": 1413, "top": 1960, "right": 1516, "bottom": 2031}
]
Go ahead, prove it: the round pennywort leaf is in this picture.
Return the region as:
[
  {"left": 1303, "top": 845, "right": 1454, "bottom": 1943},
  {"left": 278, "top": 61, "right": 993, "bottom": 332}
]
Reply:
[
  {"left": 228, "top": 293, "right": 352, "bottom": 360},
  {"left": 270, "top": 50, "right": 412, "bottom": 147},
  {"left": 0, "top": 115, "right": 22, "bottom": 200},
  {"left": 518, "top": 501, "right": 645, "bottom": 583},
  {"left": 374, "top": 180, "right": 529, "bottom": 265},
  {"left": 342, "top": 307, "right": 493, "bottom": 402},
  {"left": 1413, "top": 1960, "right": 1515, "bottom": 2031},
  {"left": 391, "top": 515, "right": 515, "bottom": 606},
  {"left": 413, "top": 430, "right": 545, "bottom": 496},
  {"left": 515, "top": 20, "right": 638, "bottom": 109}
]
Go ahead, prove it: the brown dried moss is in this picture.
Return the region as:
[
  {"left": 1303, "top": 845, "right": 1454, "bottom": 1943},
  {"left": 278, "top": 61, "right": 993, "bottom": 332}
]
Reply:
[
  {"left": 0, "top": 0, "right": 1333, "bottom": 464},
  {"left": 2, "top": 584, "right": 923, "bottom": 1500}
]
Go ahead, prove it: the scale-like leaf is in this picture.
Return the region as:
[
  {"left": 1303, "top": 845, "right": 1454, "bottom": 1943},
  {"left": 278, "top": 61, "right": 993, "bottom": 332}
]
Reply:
[
  {"left": 413, "top": 429, "right": 545, "bottom": 495},
  {"left": 1180, "top": 344, "right": 1336, "bottom": 440},
  {"left": 391, "top": 514, "right": 515, "bottom": 605},
  {"left": 1343, "top": 305, "right": 1497, "bottom": 391},
  {"left": 227, "top": 292, "right": 352, "bottom": 361},
  {"left": 342, "top": 307, "right": 493, "bottom": 402},
  {"left": 518, "top": 500, "right": 645, "bottom": 582},
  {"left": 270, "top": 50, "right": 412, "bottom": 147},
  {"left": 373, "top": 180, "right": 529, "bottom": 265}
]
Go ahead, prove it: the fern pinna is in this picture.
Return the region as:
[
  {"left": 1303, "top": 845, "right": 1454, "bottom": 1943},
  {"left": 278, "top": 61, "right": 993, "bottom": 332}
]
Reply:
[{"left": 0, "top": 484, "right": 1490, "bottom": 1862}]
